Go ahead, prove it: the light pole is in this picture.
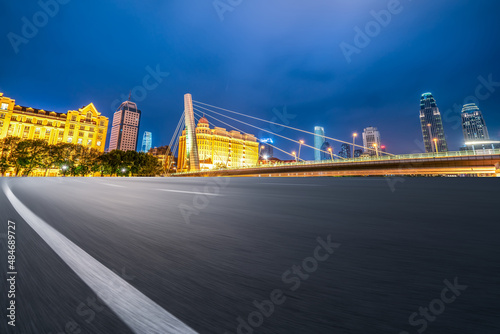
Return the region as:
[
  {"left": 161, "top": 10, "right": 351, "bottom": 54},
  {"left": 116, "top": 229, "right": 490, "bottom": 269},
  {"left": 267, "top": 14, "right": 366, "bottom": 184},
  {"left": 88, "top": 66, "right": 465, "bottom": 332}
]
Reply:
[
  {"left": 352, "top": 133, "right": 357, "bottom": 159},
  {"left": 62, "top": 165, "right": 68, "bottom": 177},
  {"left": 433, "top": 138, "right": 439, "bottom": 153},
  {"left": 373, "top": 143, "right": 379, "bottom": 158},
  {"left": 298, "top": 140, "right": 304, "bottom": 162},
  {"left": 328, "top": 147, "right": 333, "bottom": 162},
  {"left": 292, "top": 151, "right": 297, "bottom": 163},
  {"left": 427, "top": 123, "right": 434, "bottom": 153}
]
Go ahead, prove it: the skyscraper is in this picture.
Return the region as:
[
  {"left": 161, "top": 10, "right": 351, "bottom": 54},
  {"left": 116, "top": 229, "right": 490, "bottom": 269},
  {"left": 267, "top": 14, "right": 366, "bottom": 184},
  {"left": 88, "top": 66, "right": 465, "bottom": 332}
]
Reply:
[
  {"left": 338, "top": 143, "right": 351, "bottom": 158},
  {"left": 259, "top": 138, "right": 274, "bottom": 159},
  {"left": 314, "top": 126, "right": 325, "bottom": 161},
  {"left": 141, "top": 131, "right": 152, "bottom": 153},
  {"left": 321, "top": 141, "right": 332, "bottom": 160},
  {"left": 362, "top": 126, "right": 381, "bottom": 156},
  {"left": 108, "top": 99, "right": 141, "bottom": 151},
  {"left": 419, "top": 93, "right": 448, "bottom": 153},
  {"left": 461, "top": 103, "right": 489, "bottom": 141}
]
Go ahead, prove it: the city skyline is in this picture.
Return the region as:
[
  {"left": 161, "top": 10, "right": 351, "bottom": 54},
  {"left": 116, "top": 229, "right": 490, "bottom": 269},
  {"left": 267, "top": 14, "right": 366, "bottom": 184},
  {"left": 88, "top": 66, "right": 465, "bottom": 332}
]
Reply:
[{"left": 2, "top": 1, "right": 500, "bottom": 158}]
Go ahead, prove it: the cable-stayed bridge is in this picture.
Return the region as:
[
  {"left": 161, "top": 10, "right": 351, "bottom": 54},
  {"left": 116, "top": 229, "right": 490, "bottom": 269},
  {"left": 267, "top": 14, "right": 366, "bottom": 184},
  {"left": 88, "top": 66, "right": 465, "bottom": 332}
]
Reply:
[{"left": 167, "top": 94, "right": 500, "bottom": 177}]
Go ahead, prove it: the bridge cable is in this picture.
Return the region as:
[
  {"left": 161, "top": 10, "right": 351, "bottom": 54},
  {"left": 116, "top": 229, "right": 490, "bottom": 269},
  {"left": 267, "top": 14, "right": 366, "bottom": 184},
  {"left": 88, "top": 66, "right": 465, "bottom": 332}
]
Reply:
[{"left": 193, "top": 101, "right": 393, "bottom": 156}]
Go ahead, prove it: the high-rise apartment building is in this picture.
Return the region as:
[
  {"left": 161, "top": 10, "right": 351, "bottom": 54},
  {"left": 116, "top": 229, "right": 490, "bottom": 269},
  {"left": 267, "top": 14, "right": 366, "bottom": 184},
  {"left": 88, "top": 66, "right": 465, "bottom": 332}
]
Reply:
[
  {"left": 419, "top": 93, "right": 448, "bottom": 153},
  {"left": 0, "top": 92, "right": 108, "bottom": 152},
  {"left": 314, "top": 126, "right": 325, "bottom": 161},
  {"left": 108, "top": 100, "right": 141, "bottom": 151},
  {"left": 362, "top": 126, "right": 381, "bottom": 156},
  {"left": 141, "top": 131, "right": 152, "bottom": 153}
]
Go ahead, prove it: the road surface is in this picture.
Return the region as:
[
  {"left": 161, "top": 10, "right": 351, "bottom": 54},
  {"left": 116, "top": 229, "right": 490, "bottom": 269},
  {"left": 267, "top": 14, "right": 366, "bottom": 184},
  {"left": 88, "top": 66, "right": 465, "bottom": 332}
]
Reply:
[{"left": 1, "top": 177, "right": 499, "bottom": 333}]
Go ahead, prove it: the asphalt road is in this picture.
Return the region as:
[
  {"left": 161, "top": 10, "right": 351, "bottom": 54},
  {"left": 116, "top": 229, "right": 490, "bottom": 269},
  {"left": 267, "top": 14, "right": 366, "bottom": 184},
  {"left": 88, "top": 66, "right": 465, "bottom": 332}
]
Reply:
[{"left": 0, "top": 177, "right": 499, "bottom": 334}]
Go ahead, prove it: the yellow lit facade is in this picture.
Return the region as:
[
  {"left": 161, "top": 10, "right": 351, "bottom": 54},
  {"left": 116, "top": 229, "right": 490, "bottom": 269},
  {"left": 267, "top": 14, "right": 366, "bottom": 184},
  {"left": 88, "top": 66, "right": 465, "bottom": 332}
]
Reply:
[
  {"left": 178, "top": 117, "right": 259, "bottom": 171},
  {"left": 0, "top": 92, "right": 108, "bottom": 152}
]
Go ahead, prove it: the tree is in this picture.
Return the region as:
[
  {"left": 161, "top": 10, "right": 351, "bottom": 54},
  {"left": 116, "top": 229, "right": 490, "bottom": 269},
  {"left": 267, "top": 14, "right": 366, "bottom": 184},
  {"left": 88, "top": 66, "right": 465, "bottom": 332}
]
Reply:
[
  {"left": 0, "top": 137, "right": 21, "bottom": 176},
  {"left": 15, "top": 139, "right": 49, "bottom": 176}
]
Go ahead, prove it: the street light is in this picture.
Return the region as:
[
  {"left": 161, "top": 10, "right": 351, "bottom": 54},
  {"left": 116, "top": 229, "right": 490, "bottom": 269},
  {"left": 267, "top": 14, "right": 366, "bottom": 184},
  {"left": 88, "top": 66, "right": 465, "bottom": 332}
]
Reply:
[
  {"left": 61, "top": 164, "right": 68, "bottom": 177},
  {"left": 373, "top": 143, "right": 379, "bottom": 158},
  {"left": 298, "top": 140, "right": 304, "bottom": 162},
  {"left": 328, "top": 147, "right": 334, "bottom": 161},
  {"left": 433, "top": 138, "right": 439, "bottom": 153},
  {"left": 427, "top": 123, "right": 434, "bottom": 153},
  {"left": 352, "top": 133, "right": 358, "bottom": 159},
  {"left": 292, "top": 151, "right": 297, "bottom": 163}
]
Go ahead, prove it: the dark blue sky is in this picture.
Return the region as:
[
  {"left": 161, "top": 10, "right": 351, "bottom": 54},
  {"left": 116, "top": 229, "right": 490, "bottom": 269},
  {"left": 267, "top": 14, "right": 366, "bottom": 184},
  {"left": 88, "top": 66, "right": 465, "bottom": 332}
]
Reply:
[{"left": 1, "top": 0, "right": 500, "bottom": 158}]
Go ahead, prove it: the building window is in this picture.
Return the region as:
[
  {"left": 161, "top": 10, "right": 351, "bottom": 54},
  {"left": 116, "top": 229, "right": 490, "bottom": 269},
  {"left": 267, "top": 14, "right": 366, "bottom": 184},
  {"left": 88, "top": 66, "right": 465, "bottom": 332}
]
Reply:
[
  {"left": 87, "top": 139, "right": 92, "bottom": 146},
  {"left": 70, "top": 124, "right": 75, "bottom": 129},
  {"left": 100, "top": 121, "right": 105, "bottom": 126},
  {"left": 71, "top": 116, "right": 77, "bottom": 121},
  {"left": 67, "top": 138, "right": 73, "bottom": 143},
  {"left": 79, "top": 131, "right": 83, "bottom": 137},
  {"left": 1, "top": 103, "right": 8, "bottom": 110},
  {"left": 77, "top": 138, "right": 83, "bottom": 145},
  {"left": 69, "top": 131, "right": 74, "bottom": 136},
  {"left": 37, "top": 120, "right": 43, "bottom": 125}
]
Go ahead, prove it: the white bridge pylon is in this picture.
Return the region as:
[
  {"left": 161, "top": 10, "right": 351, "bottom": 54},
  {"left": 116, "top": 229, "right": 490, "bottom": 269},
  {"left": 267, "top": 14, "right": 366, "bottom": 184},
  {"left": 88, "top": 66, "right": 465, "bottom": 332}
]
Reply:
[{"left": 184, "top": 93, "right": 200, "bottom": 171}]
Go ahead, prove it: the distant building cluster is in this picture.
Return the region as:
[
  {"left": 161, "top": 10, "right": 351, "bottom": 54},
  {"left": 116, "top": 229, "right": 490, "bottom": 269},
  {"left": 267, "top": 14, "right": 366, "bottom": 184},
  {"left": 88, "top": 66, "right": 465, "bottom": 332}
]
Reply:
[{"left": 419, "top": 93, "right": 499, "bottom": 153}]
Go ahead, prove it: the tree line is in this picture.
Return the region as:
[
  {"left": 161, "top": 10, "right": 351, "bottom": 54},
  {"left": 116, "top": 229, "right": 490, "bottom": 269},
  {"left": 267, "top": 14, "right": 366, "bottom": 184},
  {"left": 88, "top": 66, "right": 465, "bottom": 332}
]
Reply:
[{"left": 0, "top": 138, "right": 163, "bottom": 177}]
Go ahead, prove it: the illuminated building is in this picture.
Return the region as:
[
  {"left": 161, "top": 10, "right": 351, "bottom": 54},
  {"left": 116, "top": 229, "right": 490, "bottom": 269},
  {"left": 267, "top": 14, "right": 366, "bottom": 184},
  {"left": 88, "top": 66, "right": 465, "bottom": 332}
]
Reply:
[
  {"left": 321, "top": 141, "right": 332, "bottom": 160},
  {"left": 259, "top": 138, "right": 274, "bottom": 159},
  {"left": 461, "top": 103, "right": 489, "bottom": 141},
  {"left": 0, "top": 92, "right": 108, "bottom": 152},
  {"left": 362, "top": 126, "right": 381, "bottom": 156},
  {"left": 353, "top": 149, "right": 363, "bottom": 158},
  {"left": 338, "top": 143, "right": 351, "bottom": 158},
  {"left": 141, "top": 131, "right": 152, "bottom": 153},
  {"left": 314, "top": 126, "right": 325, "bottom": 161},
  {"left": 178, "top": 116, "right": 259, "bottom": 171},
  {"left": 109, "top": 99, "right": 141, "bottom": 151},
  {"left": 420, "top": 93, "right": 448, "bottom": 153}
]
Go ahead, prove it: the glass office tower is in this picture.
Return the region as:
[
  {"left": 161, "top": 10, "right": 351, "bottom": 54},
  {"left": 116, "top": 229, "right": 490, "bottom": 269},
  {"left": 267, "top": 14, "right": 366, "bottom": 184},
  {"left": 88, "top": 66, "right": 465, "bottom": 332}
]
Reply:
[
  {"left": 314, "top": 126, "right": 325, "bottom": 161},
  {"left": 419, "top": 93, "right": 448, "bottom": 153}
]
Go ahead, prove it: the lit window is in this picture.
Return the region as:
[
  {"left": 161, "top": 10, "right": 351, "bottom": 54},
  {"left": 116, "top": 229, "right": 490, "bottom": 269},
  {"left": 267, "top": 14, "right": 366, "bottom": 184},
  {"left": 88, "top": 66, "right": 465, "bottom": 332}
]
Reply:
[
  {"left": 97, "top": 141, "right": 101, "bottom": 146},
  {"left": 77, "top": 138, "right": 83, "bottom": 145},
  {"left": 67, "top": 138, "right": 73, "bottom": 143},
  {"left": 1, "top": 103, "right": 8, "bottom": 110}
]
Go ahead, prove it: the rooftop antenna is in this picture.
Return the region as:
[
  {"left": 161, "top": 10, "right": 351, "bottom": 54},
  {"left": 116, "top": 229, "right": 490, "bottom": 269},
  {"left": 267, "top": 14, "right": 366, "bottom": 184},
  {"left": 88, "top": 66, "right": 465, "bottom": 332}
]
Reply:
[{"left": 128, "top": 90, "right": 132, "bottom": 101}]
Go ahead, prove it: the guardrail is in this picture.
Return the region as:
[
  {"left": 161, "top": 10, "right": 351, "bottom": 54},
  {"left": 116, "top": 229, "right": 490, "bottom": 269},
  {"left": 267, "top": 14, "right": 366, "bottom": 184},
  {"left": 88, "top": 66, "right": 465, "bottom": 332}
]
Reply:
[{"left": 170, "top": 149, "right": 500, "bottom": 176}]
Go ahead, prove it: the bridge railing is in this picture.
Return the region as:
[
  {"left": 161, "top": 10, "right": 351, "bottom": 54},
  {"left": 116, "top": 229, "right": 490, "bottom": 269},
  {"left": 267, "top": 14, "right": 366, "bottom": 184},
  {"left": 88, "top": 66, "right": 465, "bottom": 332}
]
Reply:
[{"left": 171, "top": 149, "right": 500, "bottom": 175}]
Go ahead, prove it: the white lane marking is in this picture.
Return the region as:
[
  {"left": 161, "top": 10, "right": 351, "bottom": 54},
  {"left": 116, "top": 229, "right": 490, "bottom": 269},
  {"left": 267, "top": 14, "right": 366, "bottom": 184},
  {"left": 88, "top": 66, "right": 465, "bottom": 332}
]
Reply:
[
  {"left": 157, "top": 189, "right": 221, "bottom": 196},
  {"left": 259, "top": 183, "right": 323, "bottom": 187},
  {"left": 3, "top": 184, "right": 198, "bottom": 334},
  {"left": 101, "top": 183, "right": 126, "bottom": 188}
]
